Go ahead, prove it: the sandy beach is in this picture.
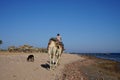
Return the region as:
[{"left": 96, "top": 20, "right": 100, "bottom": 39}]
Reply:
[
  {"left": 0, "top": 52, "right": 83, "bottom": 80},
  {"left": 0, "top": 52, "right": 120, "bottom": 80}
]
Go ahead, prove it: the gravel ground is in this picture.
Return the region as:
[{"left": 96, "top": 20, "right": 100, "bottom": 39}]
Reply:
[{"left": 59, "top": 55, "right": 120, "bottom": 80}]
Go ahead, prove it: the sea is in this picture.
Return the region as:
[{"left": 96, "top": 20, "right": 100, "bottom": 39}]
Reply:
[{"left": 71, "top": 53, "right": 120, "bottom": 62}]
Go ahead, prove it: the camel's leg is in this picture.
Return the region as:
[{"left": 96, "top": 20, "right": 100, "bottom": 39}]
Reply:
[
  {"left": 48, "top": 47, "right": 53, "bottom": 70},
  {"left": 55, "top": 50, "right": 62, "bottom": 67},
  {"left": 55, "top": 56, "right": 59, "bottom": 67},
  {"left": 49, "top": 54, "right": 52, "bottom": 70},
  {"left": 55, "top": 50, "right": 59, "bottom": 67},
  {"left": 51, "top": 47, "right": 57, "bottom": 70}
]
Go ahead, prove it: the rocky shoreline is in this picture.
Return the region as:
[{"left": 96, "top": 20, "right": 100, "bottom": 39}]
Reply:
[{"left": 59, "top": 55, "right": 120, "bottom": 80}]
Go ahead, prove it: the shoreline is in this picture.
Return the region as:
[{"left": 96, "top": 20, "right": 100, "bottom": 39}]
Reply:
[
  {"left": 70, "top": 53, "right": 120, "bottom": 63},
  {"left": 59, "top": 55, "right": 120, "bottom": 80}
]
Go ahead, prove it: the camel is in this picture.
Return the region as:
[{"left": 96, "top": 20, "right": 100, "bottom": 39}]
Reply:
[{"left": 47, "top": 38, "right": 63, "bottom": 70}]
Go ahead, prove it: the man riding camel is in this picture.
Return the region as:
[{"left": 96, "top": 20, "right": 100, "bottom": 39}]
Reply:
[
  {"left": 56, "top": 34, "right": 65, "bottom": 51},
  {"left": 56, "top": 34, "right": 62, "bottom": 42},
  {"left": 47, "top": 34, "right": 65, "bottom": 51}
]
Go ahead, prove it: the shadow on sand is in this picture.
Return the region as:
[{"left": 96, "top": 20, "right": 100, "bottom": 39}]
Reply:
[{"left": 41, "top": 63, "right": 50, "bottom": 70}]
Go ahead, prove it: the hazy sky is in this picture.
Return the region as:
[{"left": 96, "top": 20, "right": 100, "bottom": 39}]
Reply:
[{"left": 0, "top": 0, "right": 120, "bottom": 53}]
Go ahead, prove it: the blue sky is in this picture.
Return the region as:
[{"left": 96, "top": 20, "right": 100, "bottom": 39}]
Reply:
[{"left": 0, "top": 0, "right": 120, "bottom": 53}]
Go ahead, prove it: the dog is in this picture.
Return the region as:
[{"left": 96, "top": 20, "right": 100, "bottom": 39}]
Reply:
[{"left": 27, "top": 55, "right": 34, "bottom": 62}]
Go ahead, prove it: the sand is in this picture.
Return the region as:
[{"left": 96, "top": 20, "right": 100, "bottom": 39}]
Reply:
[
  {"left": 1, "top": 52, "right": 120, "bottom": 80},
  {"left": 60, "top": 55, "right": 120, "bottom": 80},
  {"left": 0, "top": 52, "right": 83, "bottom": 80}
]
